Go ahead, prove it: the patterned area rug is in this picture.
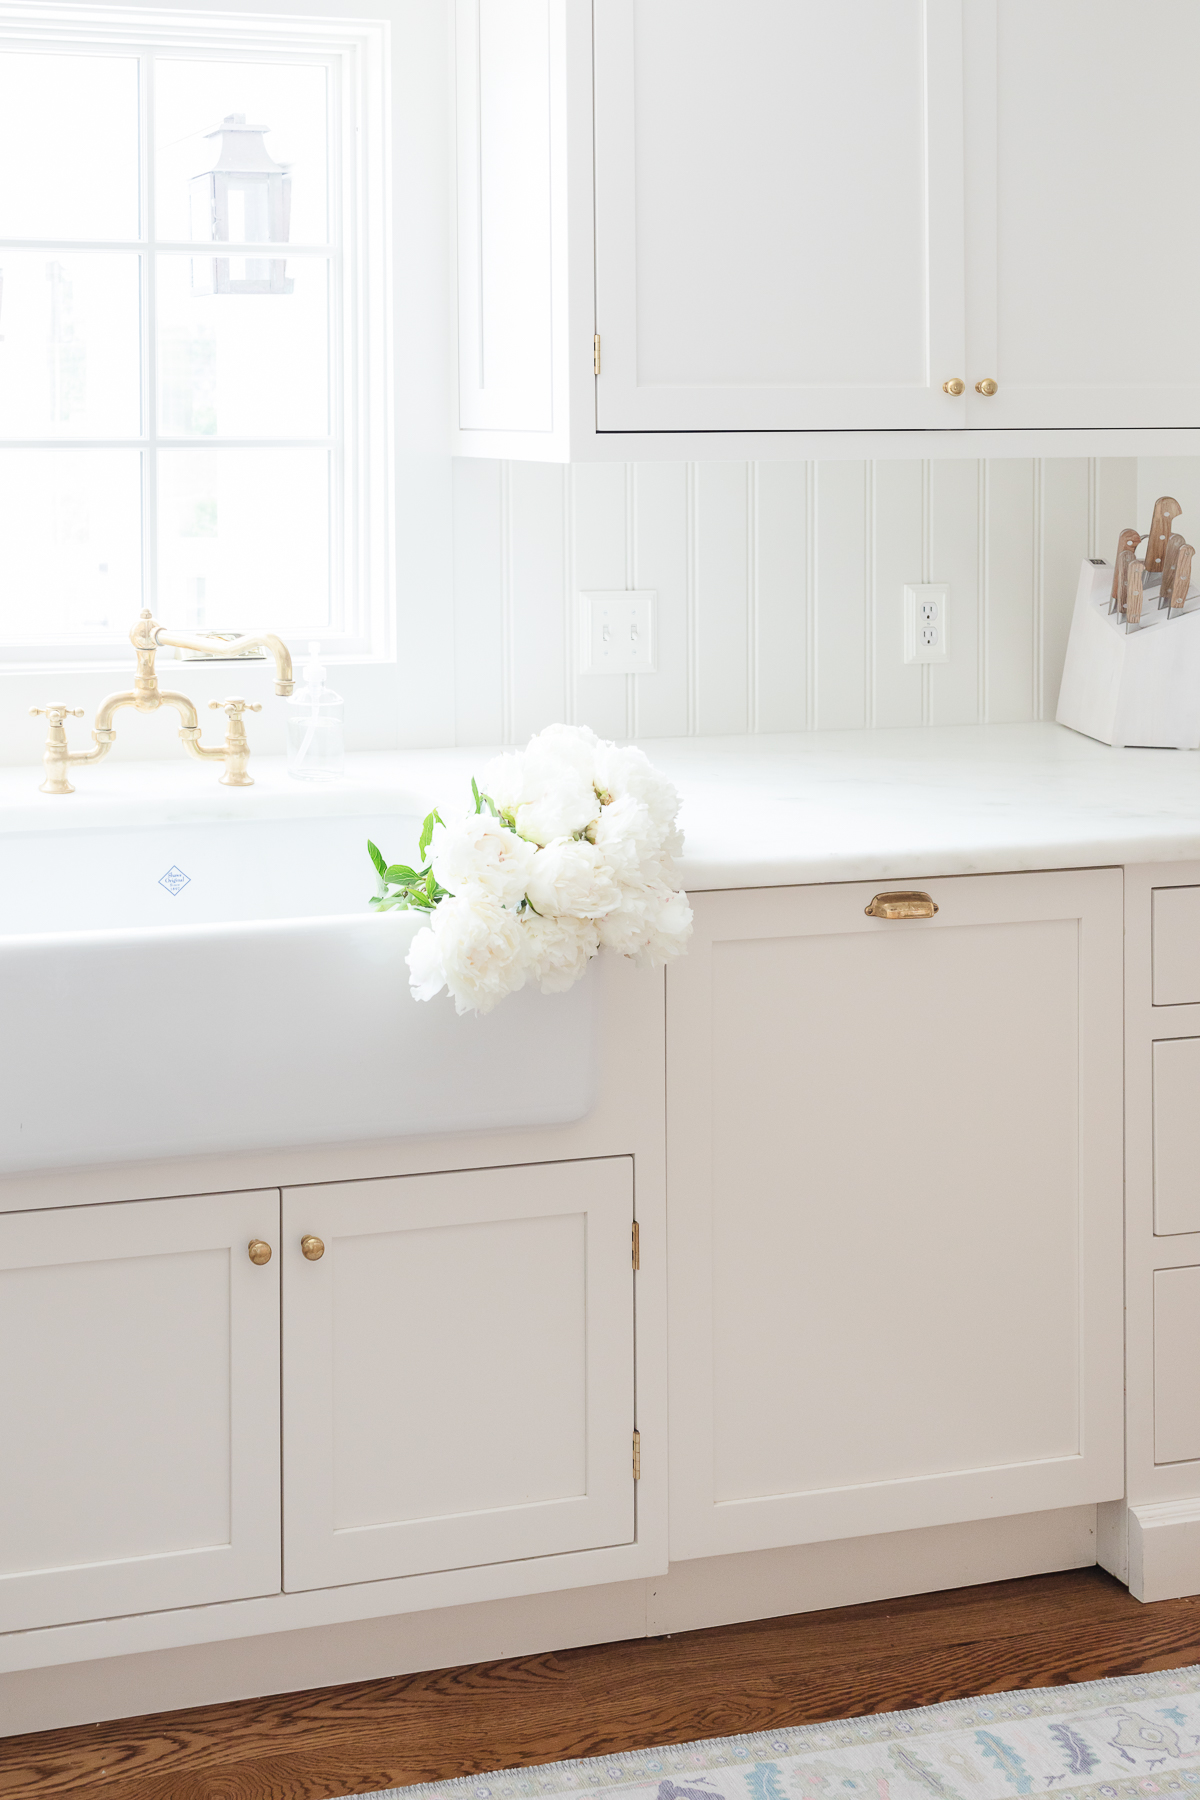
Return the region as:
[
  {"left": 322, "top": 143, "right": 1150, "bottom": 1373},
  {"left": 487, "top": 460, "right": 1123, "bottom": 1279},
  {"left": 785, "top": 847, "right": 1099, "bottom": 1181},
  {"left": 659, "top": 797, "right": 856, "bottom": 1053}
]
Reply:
[{"left": 339, "top": 1665, "right": 1200, "bottom": 1800}]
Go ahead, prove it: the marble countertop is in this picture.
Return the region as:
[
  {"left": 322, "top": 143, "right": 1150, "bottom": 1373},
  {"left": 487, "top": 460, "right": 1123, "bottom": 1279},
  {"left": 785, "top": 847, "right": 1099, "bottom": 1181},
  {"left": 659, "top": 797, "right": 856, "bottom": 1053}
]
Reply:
[{"left": 3, "top": 722, "right": 1200, "bottom": 888}]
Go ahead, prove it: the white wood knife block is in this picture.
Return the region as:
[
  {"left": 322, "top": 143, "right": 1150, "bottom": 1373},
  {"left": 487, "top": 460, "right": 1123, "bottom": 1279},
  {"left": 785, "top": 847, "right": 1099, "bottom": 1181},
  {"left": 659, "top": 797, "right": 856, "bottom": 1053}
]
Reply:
[{"left": 1056, "top": 557, "right": 1200, "bottom": 749}]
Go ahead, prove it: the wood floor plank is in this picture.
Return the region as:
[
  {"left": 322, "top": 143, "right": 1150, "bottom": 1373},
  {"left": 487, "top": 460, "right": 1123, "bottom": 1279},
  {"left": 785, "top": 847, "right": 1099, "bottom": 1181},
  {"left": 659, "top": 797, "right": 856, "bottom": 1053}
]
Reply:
[{"left": 3, "top": 1571, "right": 1200, "bottom": 1800}]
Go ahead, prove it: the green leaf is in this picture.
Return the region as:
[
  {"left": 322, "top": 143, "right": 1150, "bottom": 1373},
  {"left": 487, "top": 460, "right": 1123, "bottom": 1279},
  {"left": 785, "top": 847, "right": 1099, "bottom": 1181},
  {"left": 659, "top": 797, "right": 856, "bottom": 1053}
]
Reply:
[
  {"left": 426, "top": 869, "right": 437, "bottom": 900},
  {"left": 471, "top": 777, "right": 483, "bottom": 814},
  {"left": 367, "top": 839, "right": 388, "bottom": 880},
  {"left": 417, "top": 807, "right": 445, "bottom": 862},
  {"left": 384, "top": 864, "right": 420, "bottom": 885}
]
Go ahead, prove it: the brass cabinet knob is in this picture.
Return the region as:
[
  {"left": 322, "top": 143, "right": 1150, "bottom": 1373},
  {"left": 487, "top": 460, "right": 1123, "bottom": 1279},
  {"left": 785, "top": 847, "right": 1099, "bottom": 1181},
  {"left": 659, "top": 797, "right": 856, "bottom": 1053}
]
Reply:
[
  {"left": 975, "top": 378, "right": 998, "bottom": 396},
  {"left": 864, "top": 891, "right": 939, "bottom": 920},
  {"left": 301, "top": 1235, "right": 325, "bottom": 1261},
  {"left": 942, "top": 377, "right": 964, "bottom": 396},
  {"left": 247, "top": 1240, "right": 272, "bottom": 1265}
]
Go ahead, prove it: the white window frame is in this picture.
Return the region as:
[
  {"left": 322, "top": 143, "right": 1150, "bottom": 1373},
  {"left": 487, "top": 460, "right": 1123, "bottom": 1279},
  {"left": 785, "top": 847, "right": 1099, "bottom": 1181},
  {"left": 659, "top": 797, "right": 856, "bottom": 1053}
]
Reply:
[{"left": 0, "top": 1, "right": 393, "bottom": 667}]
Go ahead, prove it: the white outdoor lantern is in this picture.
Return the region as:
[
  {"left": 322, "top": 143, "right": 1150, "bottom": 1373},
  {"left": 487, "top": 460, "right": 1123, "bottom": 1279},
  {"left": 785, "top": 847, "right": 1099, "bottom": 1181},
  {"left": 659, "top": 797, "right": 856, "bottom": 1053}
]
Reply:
[{"left": 190, "top": 113, "right": 294, "bottom": 297}]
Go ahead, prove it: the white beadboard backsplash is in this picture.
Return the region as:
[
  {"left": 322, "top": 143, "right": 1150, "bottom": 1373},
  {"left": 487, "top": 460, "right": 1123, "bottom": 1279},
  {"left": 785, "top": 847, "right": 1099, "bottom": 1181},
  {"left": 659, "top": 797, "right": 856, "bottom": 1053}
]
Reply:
[{"left": 453, "top": 457, "right": 1142, "bottom": 746}]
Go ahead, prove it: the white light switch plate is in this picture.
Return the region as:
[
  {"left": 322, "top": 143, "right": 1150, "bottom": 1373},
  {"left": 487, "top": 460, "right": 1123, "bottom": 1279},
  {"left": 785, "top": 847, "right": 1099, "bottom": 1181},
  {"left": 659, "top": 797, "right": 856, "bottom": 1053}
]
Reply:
[
  {"left": 903, "top": 583, "right": 949, "bottom": 664},
  {"left": 580, "top": 590, "right": 658, "bottom": 675}
]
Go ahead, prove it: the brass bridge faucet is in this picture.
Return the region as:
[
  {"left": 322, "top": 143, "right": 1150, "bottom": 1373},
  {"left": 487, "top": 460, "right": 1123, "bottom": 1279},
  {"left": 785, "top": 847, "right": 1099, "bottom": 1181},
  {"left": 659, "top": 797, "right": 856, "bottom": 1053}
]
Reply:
[{"left": 30, "top": 610, "right": 294, "bottom": 795}]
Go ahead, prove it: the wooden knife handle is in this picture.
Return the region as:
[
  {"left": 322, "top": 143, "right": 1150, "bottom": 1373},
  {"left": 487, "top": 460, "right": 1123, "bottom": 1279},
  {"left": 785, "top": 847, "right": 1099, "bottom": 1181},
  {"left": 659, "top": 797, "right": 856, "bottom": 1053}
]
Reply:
[
  {"left": 1161, "top": 533, "right": 1187, "bottom": 605},
  {"left": 1125, "top": 559, "right": 1146, "bottom": 625},
  {"left": 1169, "top": 543, "right": 1195, "bottom": 609},
  {"left": 1112, "top": 528, "right": 1143, "bottom": 600},
  {"left": 1145, "top": 496, "right": 1182, "bottom": 573}
]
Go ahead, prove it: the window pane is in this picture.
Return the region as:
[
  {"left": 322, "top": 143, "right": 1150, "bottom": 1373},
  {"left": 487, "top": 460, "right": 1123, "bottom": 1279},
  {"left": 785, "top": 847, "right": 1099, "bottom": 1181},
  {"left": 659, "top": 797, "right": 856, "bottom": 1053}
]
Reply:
[
  {"left": 0, "top": 254, "right": 141, "bottom": 437},
  {"left": 157, "top": 255, "right": 329, "bottom": 438},
  {"left": 0, "top": 450, "right": 141, "bottom": 640},
  {"left": 155, "top": 60, "right": 329, "bottom": 244},
  {"left": 0, "top": 54, "right": 140, "bottom": 241},
  {"left": 157, "top": 448, "right": 330, "bottom": 633}
]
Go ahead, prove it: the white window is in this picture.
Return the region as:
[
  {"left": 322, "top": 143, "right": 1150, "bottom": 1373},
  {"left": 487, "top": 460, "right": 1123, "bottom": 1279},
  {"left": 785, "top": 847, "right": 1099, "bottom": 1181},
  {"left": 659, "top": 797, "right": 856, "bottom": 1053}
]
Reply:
[{"left": 0, "top": 5, "right": 391, "bottom": 664}]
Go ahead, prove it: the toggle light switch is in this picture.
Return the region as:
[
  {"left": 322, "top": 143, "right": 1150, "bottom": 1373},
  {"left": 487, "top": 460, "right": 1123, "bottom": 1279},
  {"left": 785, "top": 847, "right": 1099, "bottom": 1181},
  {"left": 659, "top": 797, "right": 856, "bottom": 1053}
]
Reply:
[{"left": 580, "top": 590, "right": 658, "bottom": 675}]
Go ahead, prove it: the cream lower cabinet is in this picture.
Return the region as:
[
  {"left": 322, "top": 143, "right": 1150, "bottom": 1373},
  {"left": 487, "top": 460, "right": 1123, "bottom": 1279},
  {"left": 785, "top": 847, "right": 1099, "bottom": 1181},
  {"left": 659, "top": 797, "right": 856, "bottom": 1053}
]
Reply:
[
  {"left": 666, "top": 870, "right": 1124, "bottom": 1562},
  {"left": 0, "top": 1189, "right": 281, "bottom": 1634},
  {"left": 280, "top": 1158, "right": 636, "bottom": 1592}
]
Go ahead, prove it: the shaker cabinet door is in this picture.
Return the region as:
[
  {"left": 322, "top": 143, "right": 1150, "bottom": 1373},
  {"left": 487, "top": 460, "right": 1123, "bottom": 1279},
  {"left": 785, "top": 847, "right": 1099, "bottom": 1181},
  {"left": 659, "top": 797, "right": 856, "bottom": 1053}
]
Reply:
[
  {"left": 593, "top": 0, "right": 967, "bottom": 433},
  {"left": 667, "top": 870, "right": 1124, "bottom": 1561},
  {"left": 965, "top": 0, "right": 1200, "bottom": 430},
  {"left": 281, "top": 1158, "right": 635, "bottom": 1593},
  {"left": 0, "top": 1190, "right": 281, "bottom": 1632}
]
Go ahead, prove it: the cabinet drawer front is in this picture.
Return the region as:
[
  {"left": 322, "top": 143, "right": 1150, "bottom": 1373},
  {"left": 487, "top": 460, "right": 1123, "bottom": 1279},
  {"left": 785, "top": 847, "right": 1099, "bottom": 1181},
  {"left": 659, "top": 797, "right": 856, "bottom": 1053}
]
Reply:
[
  {"left": 281, "top": 1158, "right": 635, "bottom": 1593},
  {"left": 0, "top": 1190, "right": 281, "bottom": 1634},
  {"left": 667, "top": 869, "right": 1124, "bottom": 1560},
  {"left": 1155, "top": 1267, "right": 1200, "bottom": 1465},
  {"left": 1153, "top": 1039, "right": 1200, "bottom": 1235},
  {"left": 1153, "top": 888, "right": 1200, "bottom": 1005}
]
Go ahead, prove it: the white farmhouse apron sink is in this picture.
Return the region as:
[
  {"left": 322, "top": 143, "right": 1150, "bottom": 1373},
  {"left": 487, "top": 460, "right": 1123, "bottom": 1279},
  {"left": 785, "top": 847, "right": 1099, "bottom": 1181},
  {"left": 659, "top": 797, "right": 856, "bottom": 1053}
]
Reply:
[{"left": 0, "top": 810, "right": 596, "bottom": 1174}]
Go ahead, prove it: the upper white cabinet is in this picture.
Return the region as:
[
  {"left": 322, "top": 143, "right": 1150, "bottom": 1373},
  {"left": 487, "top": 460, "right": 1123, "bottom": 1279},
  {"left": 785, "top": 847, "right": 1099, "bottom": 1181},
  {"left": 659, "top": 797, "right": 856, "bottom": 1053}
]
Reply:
[
  {"left": 592, "top": 0, "right": 965, "bottom": 435},
  {"left": 453, "top": 0, "right": 1200, "bottom": 460},
  {"left": 666, "top": 871, "right": 1124, "bottom": 1561},
  {"left": 968, "top": 0, "right": 1200, "bottom": 433}
]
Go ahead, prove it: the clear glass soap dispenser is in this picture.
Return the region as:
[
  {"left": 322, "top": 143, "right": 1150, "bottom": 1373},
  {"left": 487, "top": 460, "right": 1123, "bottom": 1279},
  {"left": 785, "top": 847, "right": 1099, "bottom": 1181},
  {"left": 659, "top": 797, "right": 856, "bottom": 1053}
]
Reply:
[{"left": 287, "top": 642, "right": 345, "bottom": 781}]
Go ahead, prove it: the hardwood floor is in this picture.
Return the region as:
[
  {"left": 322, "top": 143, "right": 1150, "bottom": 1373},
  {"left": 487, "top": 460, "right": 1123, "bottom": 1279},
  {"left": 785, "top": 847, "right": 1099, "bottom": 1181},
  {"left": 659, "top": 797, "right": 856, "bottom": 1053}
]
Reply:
[{"left": 4, "top": 1569, "right": 1200, "bottom": 1800}]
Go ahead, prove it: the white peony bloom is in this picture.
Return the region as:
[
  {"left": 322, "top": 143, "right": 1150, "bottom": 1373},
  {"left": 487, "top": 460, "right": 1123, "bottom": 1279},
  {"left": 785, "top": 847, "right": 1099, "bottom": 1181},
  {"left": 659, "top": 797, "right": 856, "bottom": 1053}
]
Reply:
[
  {"left": 408, "top": 891, "right": 527, "bottom": 1015},
  {"left": 524, "top": 721, "right": 601, "bottom": 783},
  {"left": 512, "top": 776, "right": 601, "bottom": 847},
  {"left": 633, "top": 884, "right": 694, "bottom": 968},
  {"left": 592, "top": 742, "right": 682, "bottom": 838},
  {"left": 406, "top": 922, "right": 448, "bottom": 1003},
  {"left": 429, "top": 812, "right": 538, "bottom": 906},
  {"left": 481, "top": 738, "right": 601, "bottom": 847},
  {"left": 479, "top": 750, "right": 529, "bottom": 819},
  {"left": 520, "top": 912, "right": 600, "bottom": 994},
  {"left": 525, "top": 836, "right": 621, "bottom": 920},
  {"left": 595, "top": 882, "right": 654, "bottom": 956},
  {"left": 590, "top": 791, "right": 661, "bottom": 882}
]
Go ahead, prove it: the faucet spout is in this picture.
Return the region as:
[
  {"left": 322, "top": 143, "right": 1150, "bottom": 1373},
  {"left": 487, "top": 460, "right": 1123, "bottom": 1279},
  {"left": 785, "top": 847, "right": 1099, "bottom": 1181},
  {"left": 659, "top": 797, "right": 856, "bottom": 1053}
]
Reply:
[{"left": 151, "top": 626, "right": 295, "bottom": 696}]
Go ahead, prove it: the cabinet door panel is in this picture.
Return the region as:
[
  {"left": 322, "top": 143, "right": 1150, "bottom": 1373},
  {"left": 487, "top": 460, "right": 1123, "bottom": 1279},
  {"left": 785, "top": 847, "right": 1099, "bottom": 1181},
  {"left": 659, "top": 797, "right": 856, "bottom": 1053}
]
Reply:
[
  {"left": 1154, "top": 1267, "right": 1200, "bottom": 1465},
  {"left": 282, "top": 1158, "right": 634, "bottom": 1592},
  {"left": 966, "top": 0, "right": 1200, "bottom": 428},
  {"left": 0, "top": 1190, "right": 280, "bottom": 1632},
  {"left": 594, "top": 0, "right": 966, "bottom": 432},
  {"left": 667, "top": 871, "right": 1123, "bottom": 1560},
  {"left": 455, "top": 0, "right": 555, "bottom": 432}
]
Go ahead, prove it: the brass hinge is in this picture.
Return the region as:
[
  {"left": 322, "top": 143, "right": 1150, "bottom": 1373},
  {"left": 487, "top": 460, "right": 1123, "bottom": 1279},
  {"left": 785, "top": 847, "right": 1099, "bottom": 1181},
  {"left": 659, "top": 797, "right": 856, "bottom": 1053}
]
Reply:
[
  {"left": 593, "top": 334, "right": 601, "bottom": 376},
  {"left": 632, "top": 1428, "right": 641, "bottom": 1481},
  {"left": 632, "top": 1219, "right": 640, "bottom": 1270}
]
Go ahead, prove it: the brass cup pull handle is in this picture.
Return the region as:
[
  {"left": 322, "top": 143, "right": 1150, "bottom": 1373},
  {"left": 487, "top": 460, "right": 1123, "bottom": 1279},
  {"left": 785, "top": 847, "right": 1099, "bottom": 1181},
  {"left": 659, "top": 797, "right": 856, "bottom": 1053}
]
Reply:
[
  {"left": 301, "top": 1235, "right": 325, "bottom": 1261},
  {"left": 864, "top": 891, "right": 939, "bottom": 920},
  {"left": 975, "top": 378, "right": 998, "bottom": 396},
  {"left": 248, "top": 1239, "right": 272, "bottom": 1265},
  {"left": 942, "top": 377, "right": 965, "bottom": 396}
]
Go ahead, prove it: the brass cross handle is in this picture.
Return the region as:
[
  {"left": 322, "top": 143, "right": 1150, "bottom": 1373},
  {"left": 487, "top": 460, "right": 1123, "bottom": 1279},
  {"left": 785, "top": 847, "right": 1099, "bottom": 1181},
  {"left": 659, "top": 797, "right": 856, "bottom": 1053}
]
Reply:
[
  {"left": 209, "top": 697, "right": 263, "bottom": 719},
  {"left": 29, "top": 705, "right": 85, "bottom": 725}
]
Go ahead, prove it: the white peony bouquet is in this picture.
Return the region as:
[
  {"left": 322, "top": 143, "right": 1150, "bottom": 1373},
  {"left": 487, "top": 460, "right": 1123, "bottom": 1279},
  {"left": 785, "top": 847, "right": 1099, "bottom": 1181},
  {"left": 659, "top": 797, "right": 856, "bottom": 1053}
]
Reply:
[{"left": 367, "top": 723, "right": 693, "bottom": 1015}]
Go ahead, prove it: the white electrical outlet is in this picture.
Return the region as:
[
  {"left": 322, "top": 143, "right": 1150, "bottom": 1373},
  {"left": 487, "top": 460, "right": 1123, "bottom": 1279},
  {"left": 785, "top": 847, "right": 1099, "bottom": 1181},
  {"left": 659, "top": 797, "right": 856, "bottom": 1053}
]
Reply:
[
  {"left": 903, "top": 583, "right": 949, "bottom": 664},
  {"left": 580, "top": 590, "right": 658, "bottom": 675}
]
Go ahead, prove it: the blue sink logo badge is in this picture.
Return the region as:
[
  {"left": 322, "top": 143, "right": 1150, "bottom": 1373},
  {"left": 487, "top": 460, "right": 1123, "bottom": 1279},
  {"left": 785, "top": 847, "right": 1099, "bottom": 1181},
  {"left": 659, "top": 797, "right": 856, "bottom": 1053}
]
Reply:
[{"left": 159, "top": 865, "right": 191, "bottom": 896}]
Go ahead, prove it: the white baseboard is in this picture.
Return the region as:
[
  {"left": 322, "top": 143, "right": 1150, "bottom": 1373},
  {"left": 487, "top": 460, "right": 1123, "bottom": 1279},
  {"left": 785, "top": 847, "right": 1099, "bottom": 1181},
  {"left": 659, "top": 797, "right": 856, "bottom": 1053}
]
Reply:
[
  {"left": 1125, "top": 1498, "right": 1200, "bottom": 1602},
  {"left": 0, "top": 1504, "right": 1097, "bottom": 1740}
]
